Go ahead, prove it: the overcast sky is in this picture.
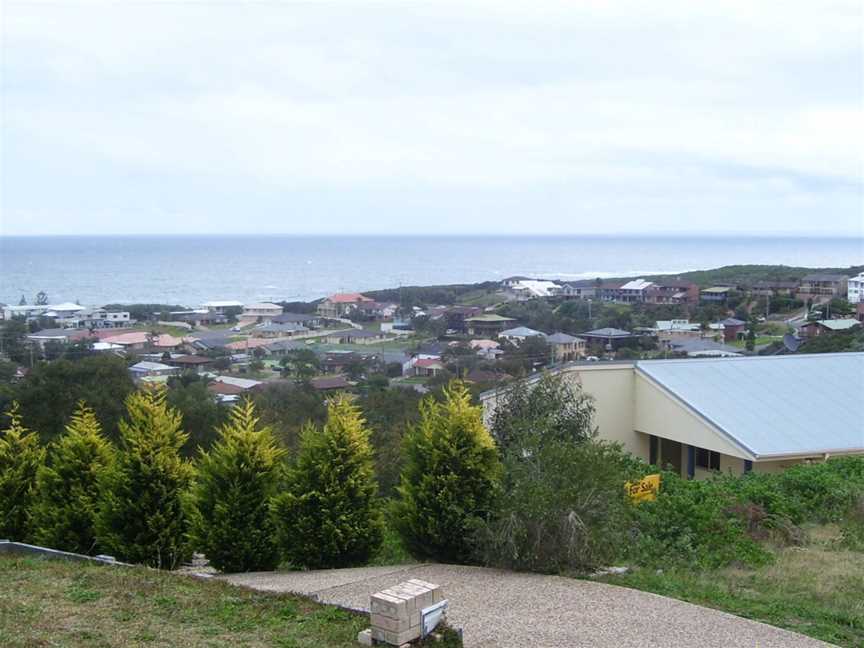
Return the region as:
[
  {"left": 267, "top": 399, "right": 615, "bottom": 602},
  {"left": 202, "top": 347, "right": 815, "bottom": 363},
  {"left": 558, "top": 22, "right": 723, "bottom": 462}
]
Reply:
[{"left": 2, "top": 1, "right": 862, "bottom": 236}]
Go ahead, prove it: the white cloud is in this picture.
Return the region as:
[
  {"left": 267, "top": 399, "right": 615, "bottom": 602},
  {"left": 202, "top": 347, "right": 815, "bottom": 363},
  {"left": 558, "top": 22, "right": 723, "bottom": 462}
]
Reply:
[{"left": 2, "top": 0, "right": 862, "bottom": 235}]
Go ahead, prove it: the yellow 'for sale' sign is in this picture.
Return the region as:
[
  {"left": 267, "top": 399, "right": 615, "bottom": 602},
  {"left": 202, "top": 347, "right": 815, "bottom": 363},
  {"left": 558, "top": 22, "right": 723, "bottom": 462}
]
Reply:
[{"left": 625, "top": 474, "right": 661, "bottom": 503}]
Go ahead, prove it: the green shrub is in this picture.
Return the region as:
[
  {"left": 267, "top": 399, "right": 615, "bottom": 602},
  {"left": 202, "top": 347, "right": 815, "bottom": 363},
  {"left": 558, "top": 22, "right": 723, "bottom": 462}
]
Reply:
[
  {"left": 271, "top": 395, "right": 383, "bottom": 569},
  {"left": 395, "top": 381, "right": 502, "bottom": 563},
  {"left": 475, "top": 440, "right": 639, "bottom": 573},
  {"left": 626, "top": 471, "right": 773, "bottom": 569},
  {"left": 188, "top": 399, "right": 285, "bottom": 573},
  {"left": 31, "top": 402, "right": 115, "bottom": 554},
  {"left": 95, "top": 388, "right": 194, "bottom": 569},
  {"left": 0, "top": 403, "right": 45, "bottom": 541}
]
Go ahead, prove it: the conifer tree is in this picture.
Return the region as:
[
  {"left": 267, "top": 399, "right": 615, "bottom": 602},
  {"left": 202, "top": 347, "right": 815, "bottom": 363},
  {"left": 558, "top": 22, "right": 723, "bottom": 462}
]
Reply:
[
  {"left": 0, "top": 403, "right": 45, "bottom": 541},
  {"left": 271, "top": 395, "right": 383, "bottom": 569},
  {"left": 395, "top": 381, "right": 502, "bottom": 563},
  {"left": 189, "top": 398, "right": 284, "bottom": 573},
  {"left": 31, "top": 402, "right": 114, "bottom": 554},
  {"left": 96, "top": 388, "right": 194, "bottom": 569}
]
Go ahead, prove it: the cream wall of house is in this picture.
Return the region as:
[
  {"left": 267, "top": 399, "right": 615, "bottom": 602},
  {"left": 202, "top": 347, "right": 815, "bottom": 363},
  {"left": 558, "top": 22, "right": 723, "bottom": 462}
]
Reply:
[
  {"left": 559, "top": 365, "right": 647, "bottom": 458},
  {"left": 633, "top": 371, "right": 752, "bottom": 460}
]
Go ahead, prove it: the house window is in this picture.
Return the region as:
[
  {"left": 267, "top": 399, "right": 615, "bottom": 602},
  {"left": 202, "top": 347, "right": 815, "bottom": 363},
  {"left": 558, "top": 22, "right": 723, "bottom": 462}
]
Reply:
[{"left": 695, "top": 447, "right": 720, "bottom": 471}]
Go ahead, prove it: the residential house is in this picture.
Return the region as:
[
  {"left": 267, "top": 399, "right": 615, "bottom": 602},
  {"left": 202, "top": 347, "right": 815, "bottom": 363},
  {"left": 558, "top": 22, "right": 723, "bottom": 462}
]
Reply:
[
  {"left": 56, "top": 308, "right": 132, "bottom": 329},
  {"left": 413, "top": 358, "right": 446, "bottom": 378},
  {"left": 546, "top": 332, "right": 585, "bottom": 362},
  {"left": 225, "top": 337, "right": 273, "bottom": 352},
  {"left": 355, "top": 301, "right": 399, "bottom": 320},
  {"left": 847, "top": 272, "right": 864, "bottom": 304},
  {"left": 317, "top": 293, "right": 374, "bottom": 319},
  {"left": 579, "top": 327, "right": 636, "bottom": 351},
  {"left": 700, "top": 287, "right": 730, "bottom": 303},
  {"left": 597, "top": 282, "right": 625, "bottom": 302},
  {"left": 252, "top": 321, "right": 309, "bottom": 338},
  {"left": 209, "top": 375, "right": 263, "bottom": 391},
  {"left": 654, "top": 320, "right": 702, "bottom": 340},
  {"left": 645, "top": 280, "right": 699, "bottom": 305},
  {"left": 799, "top": 319, "right": 861, "bottom": 338},
  {"left": 271, "top": 312, "right": 322, "bottom": 328},
  {"left": 201, "top": 300, "right": 244, "bottom": 314},
  {"left": 324, "top": 329, "right": 387, "bottom": 345},
  {"left": 261, "top": 339, "right": 306, "bottom": 357},
  {"left": 242, "top": 303, "right": 284, "bottom": 322},
  {"left": 207, "top": 380, "right": 246, "bottom": 404},
  {"left": 469, "top": 339, "right": 502, "bottom": 360},
  {"left": 503, "top": 279, "right": 562, "bottom": 300},
  {"left": 165, "top": 355, "right": 213, "bottom": 373},
  {"left": 170, "top": 310, "right": 227, "bottom": 326},
  {"left": 481, "top": 354, "right": 864, "bottom": 479},
  {"left": 129, "top": 361, "right": 179, "bottom": 380},
  {"left": 26, "top": 328, "right": 93, "bottom": 349},
  {"left": 559, "top": 280, "right": 598, "bottom": 300},
  {"left": 751, "top": 281, "right": 799, "bottom": 297},
  {"left": 499, "top": 326, "right": 547, "bottom": 345},
  {"left": 712, "top": 317, "right": 747, "bottom": 343},
  {"left": 465, "top": 314, "right": 517, "bottom": 337},
  {"left": 102, "top": 331, "right": 184, "bottom": 351},
  {"left": 321, "top": 350, "right": 361, "bottom": 374},
  {"left": 798, "top": 274, "right": 848, "bottom": 299},
  {"left": 617, "top": 279, "right": 655, "bottom": 303}
]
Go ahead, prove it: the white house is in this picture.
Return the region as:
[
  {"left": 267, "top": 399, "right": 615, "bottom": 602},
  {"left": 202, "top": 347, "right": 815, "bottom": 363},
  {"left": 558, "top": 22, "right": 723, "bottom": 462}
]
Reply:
[
  {"left": 499, "top": 326, "right": 547, "bottom": 345},
  {"left": 201, "top": 300, "right": 244, "bottom": 314},
  {"left": 503, "top": 279, "right": 562, "bottom": 300},
  {"left": 242, "top": 302, "right": 284, "bottom": 321},
  {"left": 848, "top": 272, "right": 864, "bottom": 304}
]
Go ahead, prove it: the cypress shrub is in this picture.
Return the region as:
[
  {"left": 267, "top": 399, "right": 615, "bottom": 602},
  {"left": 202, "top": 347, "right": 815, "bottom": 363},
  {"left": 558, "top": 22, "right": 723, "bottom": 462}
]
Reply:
[
  {"left": 189, "top": 398, "right": 284, "bottom": 573},
  {"left": 0, "top": 403, "right": 45, "bottom": 541},
  {"left": 31, "top": 401, "right": 115, "bottom": 554},
  {"left": 95, "top": 388, "right": 194, "bottom": 569},
  {"left": 395, "top": 381, "right": 502, "bottom": 563},
  {"left": 271, "top": 395, "right": 383, "bottom": 569}
]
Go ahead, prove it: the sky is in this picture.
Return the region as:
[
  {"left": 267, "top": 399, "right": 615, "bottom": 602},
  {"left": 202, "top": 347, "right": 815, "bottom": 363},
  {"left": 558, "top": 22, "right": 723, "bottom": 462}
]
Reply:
[{"left": 1, "top": 0, "right": 863, "bottom": 237}]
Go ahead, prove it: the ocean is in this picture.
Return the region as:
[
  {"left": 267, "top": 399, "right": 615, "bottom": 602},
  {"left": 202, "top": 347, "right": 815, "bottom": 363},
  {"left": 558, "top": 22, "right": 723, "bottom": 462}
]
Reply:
[{"left": 0, "top": 235, "right": 861, "bottom": 307}]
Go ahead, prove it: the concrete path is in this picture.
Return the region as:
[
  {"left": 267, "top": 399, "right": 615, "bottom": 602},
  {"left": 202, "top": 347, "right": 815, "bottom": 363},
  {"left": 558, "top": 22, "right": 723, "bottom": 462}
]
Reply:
[{"left": 222, "top": 563, "right": 833, "bottom": 648}]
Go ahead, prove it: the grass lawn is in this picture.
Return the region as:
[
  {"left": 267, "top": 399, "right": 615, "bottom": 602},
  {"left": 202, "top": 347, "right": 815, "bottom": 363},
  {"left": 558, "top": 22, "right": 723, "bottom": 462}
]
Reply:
[
  {"left": 0, "top": 555, "right": 366, "bottom": 648},
  {"left": 597, "top": 525, "right": 864, "bottom": 647}
]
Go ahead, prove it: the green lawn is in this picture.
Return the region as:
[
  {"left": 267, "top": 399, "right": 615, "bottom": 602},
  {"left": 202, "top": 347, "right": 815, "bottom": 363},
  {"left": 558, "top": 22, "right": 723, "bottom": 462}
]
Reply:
[
  {"left": 0, "top": 555, "right": 366, "bottom": 648},
  {"left": 596, "top": 524, "right": 864, "bottom": 647}
]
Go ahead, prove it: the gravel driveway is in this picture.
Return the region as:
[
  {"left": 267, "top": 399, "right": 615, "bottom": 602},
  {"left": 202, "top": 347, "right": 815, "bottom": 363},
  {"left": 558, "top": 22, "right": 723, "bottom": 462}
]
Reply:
[{"left": 222, "top": 563, "right": 833, "bottom": 648}]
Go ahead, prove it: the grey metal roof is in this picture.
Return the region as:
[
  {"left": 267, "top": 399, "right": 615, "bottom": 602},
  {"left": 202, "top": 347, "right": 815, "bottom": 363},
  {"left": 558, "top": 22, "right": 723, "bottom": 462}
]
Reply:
[
  {"left": 636, "top": 354, "right": 864, "bottom": 458},
  {"left": 582, "top": 328, "right": 633, "bottom": 338},
  {"left": 500, "top": 326, "right": 546, "bottom": 338},
  {"left": 546, "top": 332, "right": 579, "bottom": 344}
]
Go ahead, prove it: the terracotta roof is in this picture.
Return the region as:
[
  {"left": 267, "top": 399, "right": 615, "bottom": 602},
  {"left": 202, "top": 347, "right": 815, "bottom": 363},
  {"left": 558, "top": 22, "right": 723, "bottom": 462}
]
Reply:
[
  {"left": 414, "top": 358, "right": 445, "bottom": 368},
  {"left": 207, "top": 381, "right": 246, "bottom": 395}
]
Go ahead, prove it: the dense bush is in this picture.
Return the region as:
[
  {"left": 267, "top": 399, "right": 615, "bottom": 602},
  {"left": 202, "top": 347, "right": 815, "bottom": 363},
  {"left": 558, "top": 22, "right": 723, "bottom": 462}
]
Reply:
[
  {"left": 488, "top": 372, "right": 596, "bottom": 454},
  {"left": 626, "top": 470, "right": 774, "bottom": 569},
  {"left": 476, "top": 440, "right": 640, "bottom": 573},
  {"left": 189, "top": 399, "right": 284, "bottom": 573},
  {"left": 0, "top": 403, "right": 45, "bottom": 541},
  {"left": 96, "top": 388, "right": 194, "bottom": 569},
  {"left": 626, "top": 457, "right": 864, "bottom": 569},
  {"left": 31, "top": 402, "right": 115, "bottom": 554},
  {"left": 395, "top": 382, "right": 502, "bottom": 563},
  {"left": 271, "top": 395, "right": 383, "bottom": 569}
]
